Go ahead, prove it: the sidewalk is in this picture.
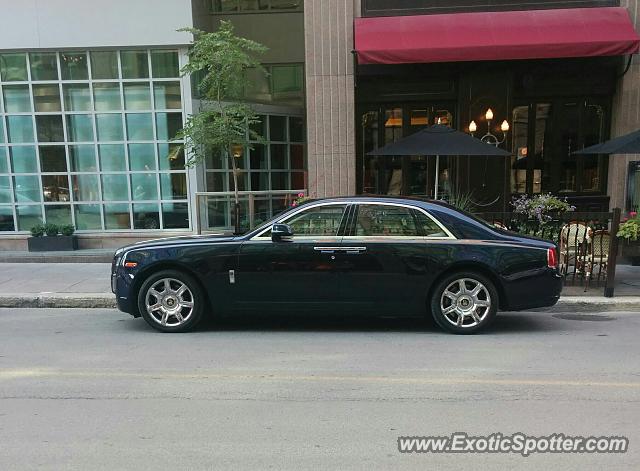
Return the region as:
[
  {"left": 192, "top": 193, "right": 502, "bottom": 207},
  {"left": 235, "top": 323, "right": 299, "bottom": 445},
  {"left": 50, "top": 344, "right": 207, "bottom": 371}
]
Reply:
[{"left": 0, "top": 262, "right": 637, "bottom": 311}]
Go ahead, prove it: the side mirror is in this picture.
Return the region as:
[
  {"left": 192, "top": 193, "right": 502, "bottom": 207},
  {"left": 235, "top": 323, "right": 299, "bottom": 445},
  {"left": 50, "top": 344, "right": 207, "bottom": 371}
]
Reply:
[{"left": 271, "top": 223, "right": 294, "bottom": 242}]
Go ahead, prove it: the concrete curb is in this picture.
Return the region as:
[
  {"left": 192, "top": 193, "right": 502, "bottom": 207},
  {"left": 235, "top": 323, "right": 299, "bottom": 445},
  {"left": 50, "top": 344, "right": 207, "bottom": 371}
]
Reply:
[
  {"left": 0, "top": 293, "right": 117, "bottom": 309},
  {"left": 0, "top": 294, "right": 638, "bottom": 312}
]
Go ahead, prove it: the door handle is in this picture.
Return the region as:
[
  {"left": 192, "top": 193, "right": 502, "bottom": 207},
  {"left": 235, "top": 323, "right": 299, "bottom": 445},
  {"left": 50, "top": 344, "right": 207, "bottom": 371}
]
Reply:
[
  {"left": 313, "top": 246, "right": 367, "bottom": 254},
  {"left": 341, "top": 247, "right": 367, "bottom": 254}
]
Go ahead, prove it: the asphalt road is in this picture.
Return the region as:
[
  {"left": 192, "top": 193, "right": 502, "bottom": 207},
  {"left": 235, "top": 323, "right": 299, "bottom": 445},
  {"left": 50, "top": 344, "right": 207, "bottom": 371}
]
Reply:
[{"left": 1, "top": 308, "right": 639, "bottom": 470}]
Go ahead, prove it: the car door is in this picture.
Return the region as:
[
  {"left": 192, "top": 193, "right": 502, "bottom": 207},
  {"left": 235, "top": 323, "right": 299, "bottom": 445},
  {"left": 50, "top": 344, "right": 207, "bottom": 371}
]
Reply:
[
  {"left": 234, "top": 202, "right": 350, "bottom": 312},
  {"left": 336, "top": 202, "right": 434, "bottom": 315}
]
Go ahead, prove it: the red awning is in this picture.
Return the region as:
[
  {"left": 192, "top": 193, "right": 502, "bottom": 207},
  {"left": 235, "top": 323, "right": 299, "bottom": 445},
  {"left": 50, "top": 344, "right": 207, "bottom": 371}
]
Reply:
[{"left": 354, "top": 7, "right": 640, "bottom": 65}]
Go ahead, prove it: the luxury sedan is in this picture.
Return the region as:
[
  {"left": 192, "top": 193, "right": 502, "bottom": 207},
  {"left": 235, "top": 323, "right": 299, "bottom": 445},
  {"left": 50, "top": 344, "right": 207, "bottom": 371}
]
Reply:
[{"left": 111, "top": 196, "right": 562, "bottom": 334}]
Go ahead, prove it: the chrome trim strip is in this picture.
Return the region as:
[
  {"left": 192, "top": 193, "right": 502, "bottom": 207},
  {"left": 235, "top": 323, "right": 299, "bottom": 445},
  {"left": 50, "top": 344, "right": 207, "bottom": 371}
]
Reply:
[{"left": 313, "top": 246, "right": 367, "bottom": 252}]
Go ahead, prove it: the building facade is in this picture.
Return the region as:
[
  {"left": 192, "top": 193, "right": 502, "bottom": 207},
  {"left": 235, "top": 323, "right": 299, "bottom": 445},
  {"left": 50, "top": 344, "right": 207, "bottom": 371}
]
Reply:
[{"left": 1, "top": 0, "right": 640, "bottom": 250}]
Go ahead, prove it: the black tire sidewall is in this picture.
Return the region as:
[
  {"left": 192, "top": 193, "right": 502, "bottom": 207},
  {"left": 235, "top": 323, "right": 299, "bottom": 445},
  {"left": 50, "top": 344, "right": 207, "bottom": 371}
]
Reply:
[
  {"left": 137, "top": 269, "right": 205, "bottom": 333},
  {"left": 430, "top": 271, "right": 498, "bottom": 334}
]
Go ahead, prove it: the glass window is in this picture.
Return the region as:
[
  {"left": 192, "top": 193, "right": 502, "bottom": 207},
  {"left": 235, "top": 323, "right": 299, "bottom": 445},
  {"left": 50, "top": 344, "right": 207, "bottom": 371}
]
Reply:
[
  {"left": 250, "top": 115, "right": 266, "bottom": 138},
  {"left": 69, "top": 145, "right": 97, "bottom": 172},
  {"left": 93, "top": 83, "right": 121, "bottom": 111},
  {"left": 289, "top": 117, "right": 304, "bottom": 142},
  {"left": 133, "top": 203, "right": 160, "bottom": 229},
  {"left": 3, "top": 85, "right": 32, "bottom": 113},
  {"left": 414, "top": 210, "right": 448, "bottom": 238},
  {"left": 45, "top": 204, "right": 72, "bottom": 225},
  {"left": 281, "top": 204, "right": 346, "bottom": 237},
  {"left": 33, "top": 84, "right": 61, "bottom": 112},
  {"left": 104, "top": 203, "right": 130, "bottom": 229},
  {"left": 96, "top": 114, "right": 124, "bottom": 141},
  {"left": 158, "top": 143, "right": 185, "bottom": 170},
  {"left": 66, "top": 115, "right": 94, "bottom": 142},
  {"left": 162, "top": 202, "right": 189, "bottom": 229},
  {"left": 269, "top": 115, "right": 286, "bottom": 141},
  {"left": 10, "top": 146, "right": 38, "bottom": 173},
  {"left": 270, "top": 0, "right": 301, "bottom": 9},
  {"left": 290, "top": 144, "right": 304, "bottom": 170},
  {"left": 270, "top": 172, "right": 287, "bottom": 190},
  {"left": 13, "top": 175, "right": 41, "bottom": 202},
  {"left": 0, "top": 205, "right": 15, "bottom": 231},
  {"left": 355, "top": 204, "right": 419, "bottom": 237},
  {"left": 42, "top": 175, "right": 70, "bottom": 202},
  {"left": 131, "top": 173, "right": 158, "bottom": 200},
  {"left": 36, "top": 115, "right": 64, "bottom": 142},
  {"left": 272, "top": 65, "right": 303, "bottom": 94},
  {"left": 129, "top": 143, "right": 156, "bottom": 171},
  {"left": 63, "top": 84, "right": 91, "bottom": 111},
  {"left": 151, "top": 51, "right": 179, "bottom": 78},
  {"left": 0, "top": 147, "right": 7, "bottom": 173},
  {"left": 160, "top": 173, "right": 187, "bottom": 199},
  {"left": 155, "top": 113, "right": 182, "bottom": 140},
  {"left": 0, "top": 176, "right": 11, "bottom": 203},
  {"left": 98, "top": 144, "right": 126, "bottom": 171},
  {"left": 270, "top": 144, "right": 287, "bottom": 169},
  {"left": 0, "top": 54, "right": 28, "bottom": 81},
  {"left": 60, "top": 52, "right": 88, "bottom": 80},
  {"left": 16, "top": 204, "right": 43, "bottom": 230},
  {"left": 120, "top": 51, "right": 149, "bottom": 79},
  {"left": 74, "top": 204, "right": 102, "bottom": 230},
  {"left": 206, "top": 172, "right": 225, "bottom": 191},
  {"left": 29, "top": 53, "right": 59, "bottom": 81},
  {"left": 90, "top": 51, "right": 119, "bottom": 79},
  {"left": 126, "top": 113, "right": 154, "bottom": 140},
  {"left": 0, "top": 120, "right": 4, "bottom": 143},
  {"left": 39, "top": 146, "right": 67, "bottom": 172},
  {"left": 7, "top": 116, "right": 34, "bottom": 143},
  {"left": 153, "top": 82, "right": 181, "bottom": 109},
  {"left": 124, "top": 83, "right": 152, "bottom": 110},
  {"left": 102, "top": 174, "right": 129, "bottom": 201},
  {"left": 250, "top": 172, "right": 269, "bottom": 191},
  {"left": 250, "top": 144, "right": 267, "bottom": 169},
  {"left": 72, "top": 174, "right": 99, "bottom": 201},
  {"left": 212, "top": 0, "right": 239, "bottom": 12}
]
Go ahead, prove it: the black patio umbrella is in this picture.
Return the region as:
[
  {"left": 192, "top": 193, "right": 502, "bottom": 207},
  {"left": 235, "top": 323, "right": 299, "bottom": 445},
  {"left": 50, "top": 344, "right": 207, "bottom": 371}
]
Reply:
[
  {"left": 367, "top": 124, "right": 511, "bottom": 198},
  {"left": 574, "top": 129, "right": 640, "bottom": 155}
]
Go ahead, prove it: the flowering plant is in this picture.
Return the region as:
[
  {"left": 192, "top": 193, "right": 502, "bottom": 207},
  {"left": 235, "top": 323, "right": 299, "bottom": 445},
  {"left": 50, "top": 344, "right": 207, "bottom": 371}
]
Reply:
[
  {"left": 511, "top": 193, "right": 575, "bottom": 224},
  {"left": 618, "top": 213, "right": 640, "bottom": 241},
  {"left": 291, "top": 192, "right": 309, "bottom": 207}
]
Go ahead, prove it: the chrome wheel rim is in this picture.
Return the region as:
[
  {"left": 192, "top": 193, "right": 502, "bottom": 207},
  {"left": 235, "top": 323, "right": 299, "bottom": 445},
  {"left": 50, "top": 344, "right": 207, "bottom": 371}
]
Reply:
[
  {"left": 440, "top": 278, "right": 491, "bottom": 328},
  {"left": 145, "top": 278, "right": 194, "bottom": 327}
]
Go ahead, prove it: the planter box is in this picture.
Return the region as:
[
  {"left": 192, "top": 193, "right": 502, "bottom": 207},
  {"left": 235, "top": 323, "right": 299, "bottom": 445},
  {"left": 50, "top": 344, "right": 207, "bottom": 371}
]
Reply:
[
  {"left": 620, "top": 240, "right": 640, "bottom": 266},
  {"left": 27, "top": 235, "right": 78, "bottom": 252}
]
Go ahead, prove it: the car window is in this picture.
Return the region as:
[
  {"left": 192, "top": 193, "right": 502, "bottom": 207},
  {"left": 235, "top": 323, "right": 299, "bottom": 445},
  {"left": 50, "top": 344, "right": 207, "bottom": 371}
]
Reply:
[
  {"left": 354, "top": 204, "right": 419, "bottom": 237},
  {"left": 413, "top": 209, "right": 448, "bottom": 238},
  {"left": 261, "top": 204, "right": 348, "bottom": 237}
]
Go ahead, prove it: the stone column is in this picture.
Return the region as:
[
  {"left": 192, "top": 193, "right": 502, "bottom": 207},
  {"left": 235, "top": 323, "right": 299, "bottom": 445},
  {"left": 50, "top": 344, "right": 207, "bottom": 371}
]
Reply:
[
  {"left": 610, "top": 0, "right": 640, "bottom": 210},
  {"left": 303, "top": 0, "right": 359, "bottom": 197}
]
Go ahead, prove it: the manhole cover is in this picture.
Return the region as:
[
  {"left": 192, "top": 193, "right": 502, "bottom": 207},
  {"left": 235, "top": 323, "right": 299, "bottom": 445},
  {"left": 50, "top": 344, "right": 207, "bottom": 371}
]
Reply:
[{"left": 553, "top": 314, "right": 615, "bottom": 322}]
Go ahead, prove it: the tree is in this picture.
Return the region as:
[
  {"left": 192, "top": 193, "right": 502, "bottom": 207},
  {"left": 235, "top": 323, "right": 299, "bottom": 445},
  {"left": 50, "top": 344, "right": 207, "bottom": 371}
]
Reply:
[{"left": 178, "top": 21, "right": 268, "bottom": 234}]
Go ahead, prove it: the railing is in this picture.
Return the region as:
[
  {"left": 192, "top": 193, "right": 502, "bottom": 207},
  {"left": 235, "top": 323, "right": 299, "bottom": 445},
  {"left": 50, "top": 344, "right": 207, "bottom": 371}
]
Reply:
[
  {"left": 477, "top": 209, "right": 622, "bottom": 296},
  {"left": 195, "top": 190, "right": 306, "bottom": 235}
]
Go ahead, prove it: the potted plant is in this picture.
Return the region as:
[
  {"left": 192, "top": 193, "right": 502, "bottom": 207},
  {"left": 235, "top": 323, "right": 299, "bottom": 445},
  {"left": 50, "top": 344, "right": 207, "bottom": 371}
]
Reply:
[
  {"left": 27, "top": 223, "right": 78, "bottom": 252},
  {"left": 510, "top": 193, "right": 575, "bottom": 238},
  {"left": 617, "top": 212, "right": 640, "bottom": 266}
]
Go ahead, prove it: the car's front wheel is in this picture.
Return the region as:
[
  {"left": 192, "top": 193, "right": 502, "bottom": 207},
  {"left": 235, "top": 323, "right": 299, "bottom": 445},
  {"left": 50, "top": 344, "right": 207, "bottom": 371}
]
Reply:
[
  {"left": 137, "top": 269, "right": 205, "bottom": 332},
  {"left": 430, "top": 271, "right": 498, "bottom": 334}
]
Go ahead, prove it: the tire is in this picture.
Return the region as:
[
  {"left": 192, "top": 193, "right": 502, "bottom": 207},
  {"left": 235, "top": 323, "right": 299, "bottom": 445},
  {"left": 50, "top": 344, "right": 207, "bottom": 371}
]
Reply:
[
  {"left": 430, "top": 271, "right": 498, "bottom": 334},
  {"left": 137, "top": 269, "right": 205, "bottom": 333}
]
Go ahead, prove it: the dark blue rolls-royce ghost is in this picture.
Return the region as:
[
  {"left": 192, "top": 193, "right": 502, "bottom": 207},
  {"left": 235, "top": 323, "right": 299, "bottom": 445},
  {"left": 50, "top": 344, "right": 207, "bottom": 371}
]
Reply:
[{"left": 111, "top": 196, "right": 562, "bottom": 334}]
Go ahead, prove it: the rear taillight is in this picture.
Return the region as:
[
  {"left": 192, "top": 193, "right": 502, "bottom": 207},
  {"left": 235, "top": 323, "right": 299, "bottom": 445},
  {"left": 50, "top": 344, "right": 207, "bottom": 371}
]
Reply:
[{"left": 547, "top": 247, "right": 558, "bottom": 269}]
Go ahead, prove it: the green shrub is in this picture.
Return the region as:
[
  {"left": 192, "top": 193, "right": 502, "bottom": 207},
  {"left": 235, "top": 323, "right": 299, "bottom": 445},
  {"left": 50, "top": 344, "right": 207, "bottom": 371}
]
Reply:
[
  {"left": 618, "top": 218, "right": 640, "bottom": 242},
  {"left": 30, "top": 223, "right": 46, "bottom": 237},
  {"left": 60, "top": 224, "right": 75, "bottom": 236},
  {"left": 43, "top": 223, "right": 59, "bottom": 237}
]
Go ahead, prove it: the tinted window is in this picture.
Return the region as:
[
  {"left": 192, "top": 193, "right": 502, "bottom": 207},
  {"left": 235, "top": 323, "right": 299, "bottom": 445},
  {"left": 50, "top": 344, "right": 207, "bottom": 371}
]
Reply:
[
  {"left": 284, "top": 205, "right": 347, "bottom": 236},
  {"left": 355, "top": 204, "right": 418, "bottom": 237},
  {"left": 413, "top": 210, "right": 448, "bottom": 238}
]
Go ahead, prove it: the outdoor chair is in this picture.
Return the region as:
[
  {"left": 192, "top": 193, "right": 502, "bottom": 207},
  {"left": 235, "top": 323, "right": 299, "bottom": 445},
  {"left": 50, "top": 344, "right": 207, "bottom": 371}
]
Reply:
[
  {"left": 559, "top": 222, "right": 591, "bottom": 276},
  {"left": 584, "top": 230, "right": 611, "bottom": 291}
]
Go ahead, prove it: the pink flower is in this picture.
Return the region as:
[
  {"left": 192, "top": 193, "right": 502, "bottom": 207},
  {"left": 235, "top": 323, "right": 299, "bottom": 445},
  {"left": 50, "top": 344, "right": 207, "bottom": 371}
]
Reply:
[
  {"left": 631, "top": 211, "right": 638, "bottom": 218},
  {"left": 292, "top": 202, "right": 297, "bottom": 207},
  {"left": 298, "top": 193, "right": 304, "bottom": 198}
]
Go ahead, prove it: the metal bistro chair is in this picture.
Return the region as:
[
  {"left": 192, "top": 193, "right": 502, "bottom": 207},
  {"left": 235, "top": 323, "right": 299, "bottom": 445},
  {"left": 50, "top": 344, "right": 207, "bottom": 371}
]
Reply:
[
  {"left": 559, "top": 222, "right": 591, "bottom": 277},
  {"left": 584, "top": 230, "right": 611, "bottom": 291}
]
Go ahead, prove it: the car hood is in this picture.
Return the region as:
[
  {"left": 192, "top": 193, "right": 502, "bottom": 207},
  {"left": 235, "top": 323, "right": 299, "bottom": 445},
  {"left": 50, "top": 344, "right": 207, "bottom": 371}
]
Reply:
[{"left": 118, "top": 234, "right": 241, "bottom": 252}]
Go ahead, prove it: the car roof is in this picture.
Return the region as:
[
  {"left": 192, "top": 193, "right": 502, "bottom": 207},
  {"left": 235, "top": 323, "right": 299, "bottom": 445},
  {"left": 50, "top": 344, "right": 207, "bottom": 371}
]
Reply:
[{"left": 301, "top": 195, "right": 457, "bottom": 211}]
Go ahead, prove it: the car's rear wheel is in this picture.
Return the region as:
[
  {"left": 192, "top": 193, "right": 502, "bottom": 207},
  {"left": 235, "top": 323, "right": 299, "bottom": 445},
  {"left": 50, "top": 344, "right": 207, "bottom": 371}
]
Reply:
[
  {"left": 137, "top": 269, "right": 205, "bottom": 332},
  {"left": 430, "top": 271, "right": 498, "bottom": 334}
]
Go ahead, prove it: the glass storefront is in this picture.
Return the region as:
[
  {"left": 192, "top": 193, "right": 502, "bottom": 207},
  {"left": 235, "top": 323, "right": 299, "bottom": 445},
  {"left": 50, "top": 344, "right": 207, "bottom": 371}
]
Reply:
[{"left": 0, "top": 49, "right": 189, "bottom": 232}]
